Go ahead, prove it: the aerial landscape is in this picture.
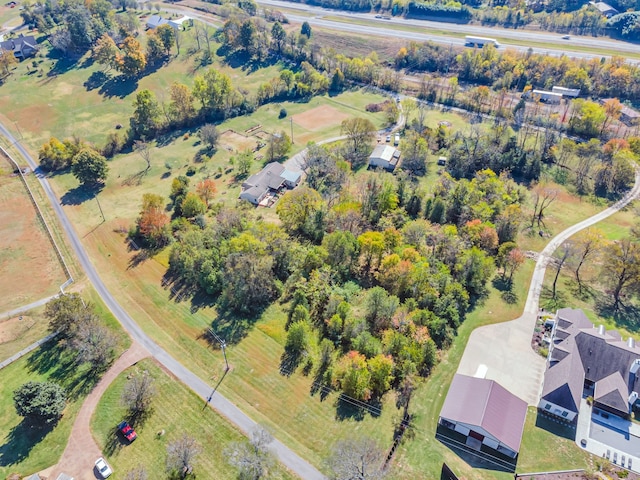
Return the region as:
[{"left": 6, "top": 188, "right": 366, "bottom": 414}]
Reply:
[{"left": 0, "top": 0, "right": 640, "bottom": 478}]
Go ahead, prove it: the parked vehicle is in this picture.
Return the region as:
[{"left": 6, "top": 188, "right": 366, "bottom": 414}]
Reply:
[
  {"left": 465, "top": 36, "right": 500, "bottom": 48},
  {"left": 118, "top": 421, "right": 137, "bottom": 442},
  {"left": 95, "top": 458, "right": 113, "bottom": 478},
  {"left": 394, "top": 133, "right": 400, "bottom": 146}
]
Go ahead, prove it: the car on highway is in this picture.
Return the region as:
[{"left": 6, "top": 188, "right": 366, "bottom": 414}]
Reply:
[
  {"left": 118, "top": 420, "right": 137, "bottom": 442},
  {"left": 95, "top": 457, "right": 113, "bottom": 478},
  {"left": 562, "top": 35, "right": 570, "bottom": 40},
  {"left": 385, "top": 134, "right": 391, "bottom": 142}
]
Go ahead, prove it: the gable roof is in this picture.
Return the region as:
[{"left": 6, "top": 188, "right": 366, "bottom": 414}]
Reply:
[
  {"left": 542, "top": 344, "right": 584, "bottom": 413},
  {"left": 146, "top": 15, "right": 169, "bottom": 28},
  {"left": 370, "top": 144, "right": 396, "bottom": 163},
  {"left": 0, "top": 34, "right": 37, "bottom": 56},
  {"left": 440, "top": 374, "right": 528, "bottom": 452}
]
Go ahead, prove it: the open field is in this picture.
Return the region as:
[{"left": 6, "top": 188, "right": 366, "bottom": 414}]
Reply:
[
  {"left": 0, "top": 163, "right": 67, "bottom": 313},
  {"left": 91, "top": 358, "right": 297, "bottom": 480}
]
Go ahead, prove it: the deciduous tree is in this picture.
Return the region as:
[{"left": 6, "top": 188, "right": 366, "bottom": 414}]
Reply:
[
  {"left": 166, "top": 434, "right": 201, "bottom": 479},
  {"left": 601, "top": 238, "right": 640, "bottom": 311},
  {"left": 326, "top": 437, "right": 388, "bottom": 480},
  {"left": 121, "top": 370, "right": 156, "bottom": 414},
  {"left": 70, "top": 317, "right": 117, "bottom": 370},
  {"left": 117, "top": 36, "right": 146, "bottom": 77},
  {"left": 130, "top": 89, "right": 161, "bottom": 139},
  {"left": 196, "top": 179, "right": 217, "bottom": 208},
  {"left": 44, "top": 293, "right": 89, "bottom": 337},
  {"left": 276, "top": 187, "right": 324, "bottom": 237},
  {"left": 136, "top": 193, "right": 171, "bottom": 249},
  {"left": 71, "top": 148, "right": 109, "bottom": 186},
  {"left": 156, "top": 24, "right": 175, "bottom": 55},
  {"left": 226, "top": 426, "right": 275, "bottom": 480},
  {"left": 92, "top": 34, "right": 119, "bottom": 71},
  {"left": 198, "top": 124, "right": 220, "bottom": 150},
  {"left": 341, "top": 118, "right": 376, "bottom": 167}
]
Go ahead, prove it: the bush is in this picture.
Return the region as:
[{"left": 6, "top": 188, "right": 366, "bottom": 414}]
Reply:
[
  {"left": 279, "top": 108, "right": 287, "bottom": 119},
  {"left": 13, "top": 381, "right": 67, "bottom": 425},
  {"left": 186, "top": 166, "right": 196, "bottom": 176},
  {"left": 365, "top": 103, "right": 383, "bottom": 113}
]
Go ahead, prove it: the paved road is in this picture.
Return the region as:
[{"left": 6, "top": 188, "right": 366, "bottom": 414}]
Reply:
[
  {"left": 0, "top": 125, "right": 325, "bottom": 480},
  {"left": 251, "top": 0, "right": 640, "bottom": 63},
  {"left": 457, "top": 166, "right": 640, "bottom": 405}
]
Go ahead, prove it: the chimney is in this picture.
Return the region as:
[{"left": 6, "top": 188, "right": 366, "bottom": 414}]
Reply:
[
  {"left": 631, "top": 359, "right": 640, "bottom": 375},
  {"left": 598, "top": 325, "right": 606, "bottom": 335},
  {"left": 629, "top": 337, "right": 636, "bottom": 349}
]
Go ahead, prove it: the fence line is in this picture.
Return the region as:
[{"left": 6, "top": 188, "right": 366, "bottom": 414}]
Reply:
[
  {"left": 0, "top": 331, "right": 60, "bottom": 370},
  {"left": 0, "top": 145, "right": 73, "bottom": 286}
]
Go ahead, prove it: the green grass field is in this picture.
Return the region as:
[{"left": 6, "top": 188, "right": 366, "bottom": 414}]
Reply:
[
  {"left": 0, "top": 307, "right": 50, "bottom": 364},
  {"left": 91, "top": 358, "right": 297, "bottom": 480},
  {"left": 0, "top": 344, "right": 96, "bottom": 478}
]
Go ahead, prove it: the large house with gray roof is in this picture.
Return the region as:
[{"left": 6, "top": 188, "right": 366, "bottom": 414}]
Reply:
[
  {"left": 539, "top": 308, "right": 640, "bottom": 422},
  {"left": 0, "top": 34, "right": 37, "bottom": 59}
]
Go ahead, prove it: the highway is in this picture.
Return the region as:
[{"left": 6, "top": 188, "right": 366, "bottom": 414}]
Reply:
[
  {"left": 0, "top": 123, "right": 327, "bottom": 480},
  {"left": 252, "top": 0, "right": 640, "bottom": 62}
]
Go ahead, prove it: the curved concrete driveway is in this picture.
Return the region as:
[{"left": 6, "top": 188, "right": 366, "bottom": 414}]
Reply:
[
  {"left": 0, "top": 125, "right": 325, "bottom": 479},
  {"left": 457, "top": 167, "right": 640, "bottom": 405}
]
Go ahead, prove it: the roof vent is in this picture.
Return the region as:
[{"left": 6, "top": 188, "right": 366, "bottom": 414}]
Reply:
[
  {"left": 629, "top": 391, "right": 638, "bottom": 407},
  {"left": 629, "top": 337, "right": 636, "bottom": 348},
  {"left": 598, "top": 325, "right": 606, "bottom": 335},
  {"left": 631, "top": 359, "right": 640, "bottom": 375}
]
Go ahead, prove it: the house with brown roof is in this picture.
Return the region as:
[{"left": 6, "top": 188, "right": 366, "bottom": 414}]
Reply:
[
  {"left": 539, "top": 308, "right": 640, "bottom": 423},
  {"left": 437, "top": 374, "right": 528, "bottom": 471}
]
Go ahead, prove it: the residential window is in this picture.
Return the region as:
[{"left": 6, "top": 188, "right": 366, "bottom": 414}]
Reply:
[
  {"left": 562, "top": 411, "right": 569, "bottom": 417},
  {"left": 545, "top": 403, "right": 551, "bottom": 410}
]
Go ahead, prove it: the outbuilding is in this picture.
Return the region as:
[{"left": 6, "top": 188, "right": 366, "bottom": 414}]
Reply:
[
  {"left": 368, "top": 144, "right": 400, "bottom": 172},
  {"left": 437, "top": 374, "right": 527, "bottom": 470}
]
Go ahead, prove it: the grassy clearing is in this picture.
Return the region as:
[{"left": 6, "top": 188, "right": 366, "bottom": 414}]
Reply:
[
  {"left": 391, "top": 259, "right": 590, "bottom": 478},
  {"left": 0, "top": 344, "right": 93, "bottom": 478},
  {"left": 91, "top": 358, "right": 297, "bottom": 480}
]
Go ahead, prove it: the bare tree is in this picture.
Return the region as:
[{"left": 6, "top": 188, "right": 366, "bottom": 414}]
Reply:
[
  {"left": 226, "top": 425, "right": 275, "bottom": 480},
  {"left": 551, "top": 242, "right": 575, "bottom": 299},
  {"left": 166, "top": 434, "right": 202, "bottom": 479},
  {"left": 123, "top": 466, "right": 148, "bottom": 480},
  {"left": 134, "top": 140, "right": 151, "bottom": 171},
  {"left": 326, "top": 437, "right": 388, "bottom": 480},
  {"left": 121, "top": 370, "right": 156, "bottom": 414},
  {"left": 530, "top": 183, "right": 559, "bottom": 229},
  {"left": 571, "top": 228, "right": 604, "bottom": 291},
  {"left": 70, "top": 318, "right": 117, "bottom": 370}
]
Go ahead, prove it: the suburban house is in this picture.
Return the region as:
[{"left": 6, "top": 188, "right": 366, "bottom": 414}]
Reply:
[
  {"left": 239, "top": 162, "right": 301, "bottom": 206},
  {"left": 0, "top": 34, "right": 38, "bottom": 59},
  {"left": 600, "top": 99, "right": 640, "bottom": 126},
  {"left": 589, "top": 1, "right": 619, "bottom": 17},
  {"left": 539, "top": 308, "right": 640, "bottom": 423},
  {"left": 437, "top": 374, "right": 528, "bottom": 470},
  {"left": 369, "top": 144, "right": 400, "bottom": 171},
  {"left": 146, "top": 15, "right": 191, "bottom": 30}
]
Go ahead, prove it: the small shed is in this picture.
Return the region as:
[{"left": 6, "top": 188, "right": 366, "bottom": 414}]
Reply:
[{"left": 369, "top": 144, "right": 399, "bottom": 172}]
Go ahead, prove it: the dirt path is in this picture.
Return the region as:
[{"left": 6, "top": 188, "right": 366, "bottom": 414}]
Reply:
[{"left": 46, "top": 341, "right": 149, "bottom": 480}]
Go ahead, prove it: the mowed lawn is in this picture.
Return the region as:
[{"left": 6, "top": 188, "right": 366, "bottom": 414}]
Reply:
[
  {"left": 0, "top": 165, "right": 67, "bottom": 313},
  {"left": 0, "top": 344, "right": 94, "bottom": 478},
  {"left": 391, "top": 259, "right": 591, "bottom": 479},
  {"left": 91, "top": 359, "right": 298, "bottom": 480}
]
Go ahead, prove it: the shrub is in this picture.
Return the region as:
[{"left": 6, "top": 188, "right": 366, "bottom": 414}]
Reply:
[{"left": 279, "top": 108, "right": 287, "bottom": 119}]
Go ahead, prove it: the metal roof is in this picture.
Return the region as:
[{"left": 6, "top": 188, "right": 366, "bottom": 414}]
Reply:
[{"left": 440, "top": 374, "right": 528, "bottom": 453}]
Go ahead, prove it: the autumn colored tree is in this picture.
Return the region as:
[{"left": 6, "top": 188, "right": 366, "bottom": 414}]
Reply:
[
  {"left": 0, "top": 49, "right": 17, "bottom": 76},
  {"left": 169, "top": 82, "right": 195, "bottom": 126},
  {"left": 39, "top": 137, "right": 73, "bottom": 171},
  {"left": 136, "top": 193, "right": 171, "bottom": 249},
  {"left": 117, "top": 36, "right": 146, "bottom": 77},
  {"left": 276, "top": 187, "right": 324, "bottom": 238},
  {"left": 196, "top": 179, "right": 216, "bottom": 208},
  {"left": 92, "top": 34, "right": 119, "bottom": 71},
  {"left": 334, "top": 351, "right": 371, "bottom": 401},
  {"left": 180, "top": 192, "right": 207, "bottom": 218}
]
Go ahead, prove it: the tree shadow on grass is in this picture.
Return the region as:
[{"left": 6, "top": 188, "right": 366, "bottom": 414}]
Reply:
[
  {"left": 0, "top": 419, "right": 56, "bottom": 467},
  {"left": 538, "top": 285, "right": 570, "bottom": 312},
  {"left": 98, "top": 76, "right": 139, "bottom": 99},
  {"left": 84, "top": 70, "right": 110, "bottom": 92},
  {"left": 595, "top": 297, "right": 640, "bottom": 332},
  {"left": 208, "top": 309, "right": 259, "bottom": 346},
  {"left": 26, "top": 341, "right": 102, "bottom": 401},
  {"left": 335, "top": 394, "right": 382, "bottom": 422},
  {"left": 491, "top": 276, "right": 519, "bottom": 304},
  {"left": 310, "top": 364, "right": 331, "bottom": 402},
  {"left": 279, "top": 349, "right": 304, "bottom": 377},
  {"left": 60, "top": 183, "right": 104, "bottom": 206}
]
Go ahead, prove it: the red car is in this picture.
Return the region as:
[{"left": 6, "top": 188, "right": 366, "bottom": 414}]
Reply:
[{"left": 118, "top": 421, "right": 137, "bottom": 442}]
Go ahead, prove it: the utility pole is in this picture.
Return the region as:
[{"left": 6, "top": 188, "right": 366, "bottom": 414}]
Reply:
[{"left": 221, "top": 341, "right": 229, "bottom": 372}]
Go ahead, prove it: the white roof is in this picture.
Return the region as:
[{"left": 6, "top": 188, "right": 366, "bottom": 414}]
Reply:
[{"left": 370, "top": 144, "right": 396, "bottom": 162}]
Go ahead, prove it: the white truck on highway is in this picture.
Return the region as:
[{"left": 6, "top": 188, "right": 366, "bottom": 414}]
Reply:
[{"left": 465, "top": 36, "right": 501, "bottom": 48}]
